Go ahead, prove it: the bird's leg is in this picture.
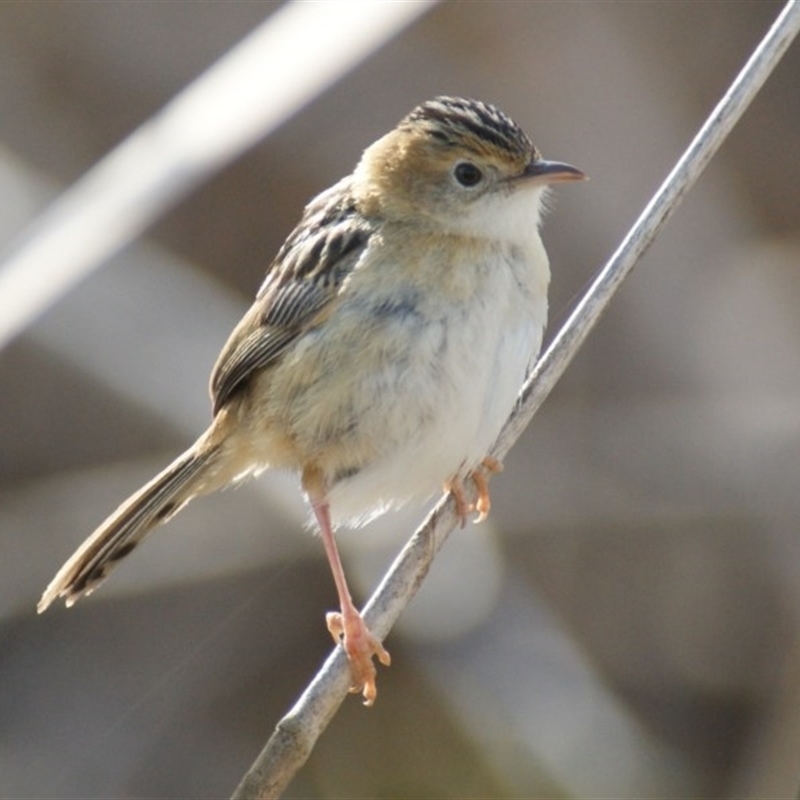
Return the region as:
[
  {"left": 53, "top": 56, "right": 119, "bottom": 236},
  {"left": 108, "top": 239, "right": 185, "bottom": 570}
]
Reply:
[{"left": 303, "top": 467, "right": 390, "bottom": 706}]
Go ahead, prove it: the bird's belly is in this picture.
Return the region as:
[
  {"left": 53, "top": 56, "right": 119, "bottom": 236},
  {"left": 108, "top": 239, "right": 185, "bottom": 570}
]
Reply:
[
  {"left": 331, "top": 332, "right": 539, "bottom": 524},
  {"left": 325, "top": 288, "right": 544, "bottom": 525}
]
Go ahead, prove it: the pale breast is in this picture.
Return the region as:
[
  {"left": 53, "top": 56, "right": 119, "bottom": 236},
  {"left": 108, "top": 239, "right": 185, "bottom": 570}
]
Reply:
[{"left": 323, "top": 238, "right": 549, "bottom": 524}]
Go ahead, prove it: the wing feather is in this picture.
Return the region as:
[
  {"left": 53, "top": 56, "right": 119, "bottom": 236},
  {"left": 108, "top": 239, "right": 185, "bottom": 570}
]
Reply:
[{"left": 210, "top": 178, "right": 373, "bottom": 412}]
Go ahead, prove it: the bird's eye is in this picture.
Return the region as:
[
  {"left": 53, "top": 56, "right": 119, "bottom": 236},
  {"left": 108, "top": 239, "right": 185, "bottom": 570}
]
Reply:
[{"left": 453, "top": 161, "right": 483, "bottom": 187}]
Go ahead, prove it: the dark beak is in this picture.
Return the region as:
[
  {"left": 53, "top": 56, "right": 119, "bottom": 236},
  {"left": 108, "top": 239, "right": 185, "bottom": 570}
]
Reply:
[{"left": 520, "top": 159, "right": 586, "bottom": 186}]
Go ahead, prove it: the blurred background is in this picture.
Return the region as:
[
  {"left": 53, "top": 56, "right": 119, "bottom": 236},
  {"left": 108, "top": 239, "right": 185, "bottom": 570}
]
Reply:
[{"left": 2, "top": 1, "right": 800, "bottom": 797}]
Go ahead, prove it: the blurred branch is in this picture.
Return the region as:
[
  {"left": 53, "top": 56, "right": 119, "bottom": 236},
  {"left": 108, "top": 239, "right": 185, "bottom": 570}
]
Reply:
[
  {"left": 0, "top": 0, "right": 435, "bottom": 350},
  {"left": 231, "top": 2, "right": 800, "bottom": 798}
]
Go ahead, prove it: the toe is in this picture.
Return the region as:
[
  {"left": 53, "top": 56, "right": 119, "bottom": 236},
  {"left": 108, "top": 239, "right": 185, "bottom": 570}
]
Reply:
[
  {"left": 445, "top": 477, "right": 473, "bottom": 526},
  {"left": 472, "top": 469, "right": 491, "bottom": 523}
]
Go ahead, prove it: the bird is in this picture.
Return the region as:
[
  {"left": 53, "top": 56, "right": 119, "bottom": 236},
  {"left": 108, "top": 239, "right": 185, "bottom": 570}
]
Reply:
[{"left": 37, "top": 96, "right": 584, "bottom": 705}]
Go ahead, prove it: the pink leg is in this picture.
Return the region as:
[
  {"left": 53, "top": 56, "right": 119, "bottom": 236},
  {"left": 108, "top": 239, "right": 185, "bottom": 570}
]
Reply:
[{"left": 305, "top": 472, "right": 390, "bottom": 706}]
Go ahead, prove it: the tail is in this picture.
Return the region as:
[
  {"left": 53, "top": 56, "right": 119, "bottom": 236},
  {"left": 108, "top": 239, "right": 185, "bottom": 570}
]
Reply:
[{"left": 38, "top": 440, "right": 224, "bottom": 613}]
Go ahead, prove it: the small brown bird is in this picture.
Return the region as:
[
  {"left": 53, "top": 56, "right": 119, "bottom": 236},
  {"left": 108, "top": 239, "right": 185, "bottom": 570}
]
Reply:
[{"left": 38, "top": 97, "right": 584, "bottom": 704}]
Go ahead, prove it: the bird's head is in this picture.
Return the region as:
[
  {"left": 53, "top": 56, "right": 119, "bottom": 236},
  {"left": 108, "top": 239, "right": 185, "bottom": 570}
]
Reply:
[{"left": 353, "top": 96, "right": 584, "bottom": 242}]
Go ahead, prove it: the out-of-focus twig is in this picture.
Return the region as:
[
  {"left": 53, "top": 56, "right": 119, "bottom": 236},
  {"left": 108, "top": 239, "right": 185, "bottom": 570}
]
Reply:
[
  {"left": 0, "top": 0, "right": 435, "bottom": 351},
  {"left": 230, "top": 2, "right": 800, "bottom": 798}
]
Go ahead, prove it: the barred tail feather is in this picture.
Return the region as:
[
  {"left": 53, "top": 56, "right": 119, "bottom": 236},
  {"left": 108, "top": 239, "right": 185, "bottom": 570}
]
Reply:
[{"left": 37, "top": 442, "right": 222, "bottom": 613}]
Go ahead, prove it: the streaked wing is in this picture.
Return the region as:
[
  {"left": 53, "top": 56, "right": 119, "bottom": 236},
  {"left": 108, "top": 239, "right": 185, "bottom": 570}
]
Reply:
[{"left": 211, "top": 178, "right": 374, "bottom": 413}]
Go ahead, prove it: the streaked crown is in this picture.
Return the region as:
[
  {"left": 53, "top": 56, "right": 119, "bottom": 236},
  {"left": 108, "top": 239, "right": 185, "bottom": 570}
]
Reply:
[{"left": 399, "top": 96, "right": 538, "bottom": 164}]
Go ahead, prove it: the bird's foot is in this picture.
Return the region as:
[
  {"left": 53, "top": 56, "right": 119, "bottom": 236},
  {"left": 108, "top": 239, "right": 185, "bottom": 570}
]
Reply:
[
  {"left": 446, "top": 456, "right": 504, "bottom": 525},
  {"left": 327, "top": 607, "right": 391, "bottom": 707}
]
